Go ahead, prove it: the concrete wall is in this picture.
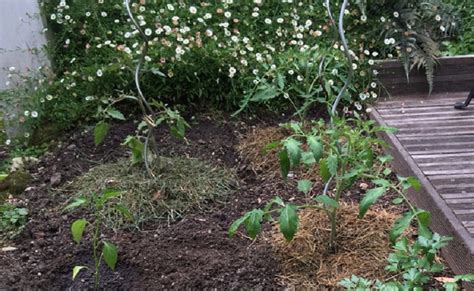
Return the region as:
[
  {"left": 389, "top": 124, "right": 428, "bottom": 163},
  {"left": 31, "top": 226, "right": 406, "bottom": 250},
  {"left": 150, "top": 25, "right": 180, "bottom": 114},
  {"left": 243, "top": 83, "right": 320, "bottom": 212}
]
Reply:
[{"left": 0, "top": 0, "right": 49, "bottom": 90}]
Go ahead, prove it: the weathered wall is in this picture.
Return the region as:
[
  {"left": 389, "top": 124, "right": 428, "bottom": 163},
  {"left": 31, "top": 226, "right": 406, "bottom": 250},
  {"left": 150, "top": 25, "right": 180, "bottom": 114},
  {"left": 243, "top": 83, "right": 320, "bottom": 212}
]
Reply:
[
  {"left": 0, "top": 0, "right": 49, "bottom": 139},
  {"left": 0, "top": 0, "right": 49, "bottom": 90}
]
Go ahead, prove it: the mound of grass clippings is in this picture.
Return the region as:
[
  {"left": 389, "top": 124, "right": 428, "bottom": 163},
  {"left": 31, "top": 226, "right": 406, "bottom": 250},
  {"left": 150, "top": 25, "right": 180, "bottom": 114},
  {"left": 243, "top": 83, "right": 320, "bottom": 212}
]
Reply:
[{"left": 66, "top": 157, "right": 236, "bottom": 228}]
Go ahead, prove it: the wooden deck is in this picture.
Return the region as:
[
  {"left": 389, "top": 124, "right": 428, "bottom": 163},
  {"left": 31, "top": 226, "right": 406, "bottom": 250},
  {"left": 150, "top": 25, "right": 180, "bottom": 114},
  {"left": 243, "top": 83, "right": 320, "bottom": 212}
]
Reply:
[
  {"left": 371, "top": 56, "right": 474, "bottom": 278},
  {"left": 371, "top": 91, "right": 474, "bottom": 277}
]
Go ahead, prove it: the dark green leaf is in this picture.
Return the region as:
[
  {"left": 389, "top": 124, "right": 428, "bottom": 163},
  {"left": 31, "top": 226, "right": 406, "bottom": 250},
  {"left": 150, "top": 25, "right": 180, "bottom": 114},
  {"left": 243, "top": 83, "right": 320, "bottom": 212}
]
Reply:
[
  {"left": 319, "top": 159, "right": 331, "bottom": 183},
  {"left": 277, "top": 73, "right": 285, "bottom": 90},
  {"left": 359, "top": 187, "right": 387, "bottom": 218},
  {"left": 297, "top": 180, "right": 312, "bottom": 194},
  {"left": 279, "top": 204, "right": 298, "bottom": 241},
  {"left": 229, "top": 214, "right": 249, "bottom": 237},
  {"left": 390, "top": 212, "right": 415, "bottom": 243},
  {"left": 327, "top": 154, "right": 338, "bottom": 176},
  {"left": 244, "top": 209, "right": 264, "bottom": 239},
  {"left": 123, "top": 136, "right": 144, "bottom": 165},
  {"left": 102, "top": 241, "right": 118, "bottom": 270},
  {"left": 94, "top": 121, "right": 109, "bottom": 146},
  {"left": 71, "top": 219, "right": 87, "bottom": 244},
  {"left": 417, "top": 210, "right": 432, "bottom": 238},
  {"left": 279, "top": 150, "right": 290, "bottom": 179},
  {"left": 307, "top": 136, "right": 323, "bottom": 162},
  {"left": 250, "top": 86, "right": 278, "bottom": 102}
]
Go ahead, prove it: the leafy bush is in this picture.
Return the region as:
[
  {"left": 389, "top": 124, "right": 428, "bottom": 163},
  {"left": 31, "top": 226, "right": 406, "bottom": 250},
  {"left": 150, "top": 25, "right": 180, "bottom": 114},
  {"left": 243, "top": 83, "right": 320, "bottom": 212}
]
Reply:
[
  {"left": 0, "top": 203, "right": 28, "bottom": 239},
  {"left": 444, "top": 0, "right": 474, "bottom": 55},
  {"left": 1, "top": 0, "right": 459, "bottom": 145},
  {"left": 339, "top": 233, "right": 474, "bottom": 290}
]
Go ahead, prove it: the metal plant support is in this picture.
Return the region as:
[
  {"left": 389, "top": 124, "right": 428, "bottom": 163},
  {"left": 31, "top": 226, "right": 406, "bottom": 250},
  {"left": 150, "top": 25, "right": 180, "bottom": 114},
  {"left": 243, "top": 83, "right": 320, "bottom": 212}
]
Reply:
[
  {"left": 322, "top": 0, "right": 352, "bottom": 195},
  {"left": 125, "top": 0, "right": 159, "bottom": 176}
]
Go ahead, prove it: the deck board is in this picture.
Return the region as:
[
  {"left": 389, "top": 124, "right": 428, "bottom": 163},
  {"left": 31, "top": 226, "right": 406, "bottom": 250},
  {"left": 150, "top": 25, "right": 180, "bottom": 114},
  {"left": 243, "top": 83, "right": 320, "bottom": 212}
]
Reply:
[{"left": 370, "top": 91, "right": 474, "bottom": 278}]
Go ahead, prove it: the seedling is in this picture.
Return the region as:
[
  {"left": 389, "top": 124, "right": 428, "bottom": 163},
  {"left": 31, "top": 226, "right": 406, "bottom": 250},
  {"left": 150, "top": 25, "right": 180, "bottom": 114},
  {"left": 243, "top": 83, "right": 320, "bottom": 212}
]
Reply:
[{"left": 65, "top": 189, "right": 132, "bottom": 287}]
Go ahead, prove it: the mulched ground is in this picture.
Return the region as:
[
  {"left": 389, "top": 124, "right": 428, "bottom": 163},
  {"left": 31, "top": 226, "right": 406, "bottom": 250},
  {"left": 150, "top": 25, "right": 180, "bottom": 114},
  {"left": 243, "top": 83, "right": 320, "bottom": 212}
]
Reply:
[{"left": 0, "top": 111, "right": 448, "bottom": 289}]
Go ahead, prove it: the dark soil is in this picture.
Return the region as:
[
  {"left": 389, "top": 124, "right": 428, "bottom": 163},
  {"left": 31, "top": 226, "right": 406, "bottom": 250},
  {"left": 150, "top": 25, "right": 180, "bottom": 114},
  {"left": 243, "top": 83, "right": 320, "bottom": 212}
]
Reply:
[
  {"left": 0, "top": 112, "right": 301, "bottom": 290},
  {"left": 0, "top": 111, "right": 448, "bottom": 290}
]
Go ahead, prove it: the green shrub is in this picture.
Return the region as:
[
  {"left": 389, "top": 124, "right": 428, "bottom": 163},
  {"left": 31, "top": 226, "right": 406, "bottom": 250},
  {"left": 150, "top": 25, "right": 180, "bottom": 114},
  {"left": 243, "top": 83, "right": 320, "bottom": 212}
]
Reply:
[
  {"left": 1, "top": 0, "right": 462, "bottom": 144},
  {"left": 0, "top": 203, "right": 28, "bottom": 239}
]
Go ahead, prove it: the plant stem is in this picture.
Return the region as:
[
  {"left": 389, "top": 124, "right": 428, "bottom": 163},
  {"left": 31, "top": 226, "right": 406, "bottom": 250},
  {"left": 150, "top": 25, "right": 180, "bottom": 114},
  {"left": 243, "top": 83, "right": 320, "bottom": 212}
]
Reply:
[
  {"left": 92, "top": 215, "right": 101, "bottom": 288},
  {"left": 329, "top": 176, "right": 344, "bottom": 252}
]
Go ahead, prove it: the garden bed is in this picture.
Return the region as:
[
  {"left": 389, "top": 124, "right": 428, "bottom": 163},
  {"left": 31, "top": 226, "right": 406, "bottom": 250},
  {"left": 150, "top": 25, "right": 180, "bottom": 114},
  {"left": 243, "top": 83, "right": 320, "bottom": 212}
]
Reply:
[{"left": 0, "top": 111, "right": 419, "bottom": 289}]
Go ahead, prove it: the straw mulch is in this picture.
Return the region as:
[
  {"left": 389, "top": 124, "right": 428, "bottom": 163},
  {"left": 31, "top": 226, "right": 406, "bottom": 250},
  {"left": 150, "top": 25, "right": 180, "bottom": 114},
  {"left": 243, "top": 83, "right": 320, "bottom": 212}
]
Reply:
[
  {"left": 270, "top": 203, "right": 400, "bottom": 289},
  {"left": 237, "top": 126, "right": 321, "bottom": 184},
  {"left": 237, "top": 126, "right": 289, "bottom": 175}
]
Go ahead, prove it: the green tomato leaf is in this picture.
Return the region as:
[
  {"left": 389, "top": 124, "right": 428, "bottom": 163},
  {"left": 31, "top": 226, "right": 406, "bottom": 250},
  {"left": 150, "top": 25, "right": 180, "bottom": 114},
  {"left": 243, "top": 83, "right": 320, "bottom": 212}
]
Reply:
[
  {"left": 250, "top": 86, "right": 278, "bottom": 102},
  {"left": 407, "top": 177, "right": 422, "bottom": 191},
  {"left": 297, "top": 180, "right": 313, "bottom": 194},
  {"left": 102, "top": 241, "right": 118, "bottom": 270},
  {"left": 454, "top": 274, "right": 474, "bottom": 282},
  {"left": 94, "top": 121, "right": 109, "bottom": 146},
  {"left": 392, "top": 197, "right": 404, "bottom": 205},
  {"left": 279, "top": 204, "right": 299, "bottom": 241},
  {"left": 72, "top": 266, "right": 87, "bottom": 280},
  {"left": 307, "top": 136, "right": 323, "bottom": 162},
  {"left": 114, "top": 204, "right": 133, "bottom": 221},
  {"left": 319, "top": 159, "right": 331, "bottom": 183},
  {"left": 64, "top": 198, "right": 88, "bottom": 211},
  {"left": 279, "top": 150, "right": 290, "bottom": 179},
  {"left": 101, "top": 188, "right": 123, "bottom": 201},
  {"left": 301, "top": 151, "right": 316, "bottom": 165},
  {"left": 284, "top": 137, "right": 302, "bottom": 166},
  {"left": 315, "top": 195, "right": 339, "bottom": 209},
  {"left": 106, "top": 108, "right": 126, "bottom": 120},
  {"left": 71, "top": 219, "right": 88, "bottom": 244},
  {"left": 443, "top": 282, "right": 458, "bottom": 291},
  {"left": 383, "top": 168, "right": 392, "bottom": 176},
  {"left": 327, "top": 154, "right": 338, "bottom": 176},
  {"left": 390, "top": 211, "right": 415, "bottom": 243},
  {"left": 262, "top": 141, "right": 280, "bottom": 154},
  {"left": 228, "top": 213, "right": 249, "bottom": 237},
  {"left": 417, "top": 210, "right": 432, "bottom": 239},
  {"left": 123, "top": 136, "right": 144, "bottom": 165},
  {"left": 359, "top": 187, "right": 387, "bottom": 218},
  {"left": 244, "top": 209, "right": 264, "bottom": 239}
]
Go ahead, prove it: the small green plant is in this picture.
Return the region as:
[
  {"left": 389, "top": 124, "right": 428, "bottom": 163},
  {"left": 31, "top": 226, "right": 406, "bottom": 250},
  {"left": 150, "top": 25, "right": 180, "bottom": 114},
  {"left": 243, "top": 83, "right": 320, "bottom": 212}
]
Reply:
[
  {"left": 339, "top": 233, "right": 474, "bottom": 290},
  {"left": 0, "top": 203, "right": 28, "bottom": 238},
  {"left": 65, "top": 189, "right": 132, "bottom": 287}
]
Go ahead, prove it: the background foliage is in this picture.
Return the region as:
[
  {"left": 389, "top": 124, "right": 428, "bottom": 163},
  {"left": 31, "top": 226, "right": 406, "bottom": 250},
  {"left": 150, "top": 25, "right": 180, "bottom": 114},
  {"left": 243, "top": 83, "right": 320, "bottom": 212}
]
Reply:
[{"left": 0, "top": 0, "right": 468, "bottom": 145}]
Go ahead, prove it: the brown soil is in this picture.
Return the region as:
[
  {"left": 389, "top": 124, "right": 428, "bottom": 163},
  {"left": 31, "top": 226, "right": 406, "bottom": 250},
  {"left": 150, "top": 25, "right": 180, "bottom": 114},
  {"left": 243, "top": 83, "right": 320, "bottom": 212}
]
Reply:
[
  {"left": 0, "top": 111, "right": 450, "bottom": 290},
  {"left": 0, "top": 113, "right": 298, "bottom": 290}
]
